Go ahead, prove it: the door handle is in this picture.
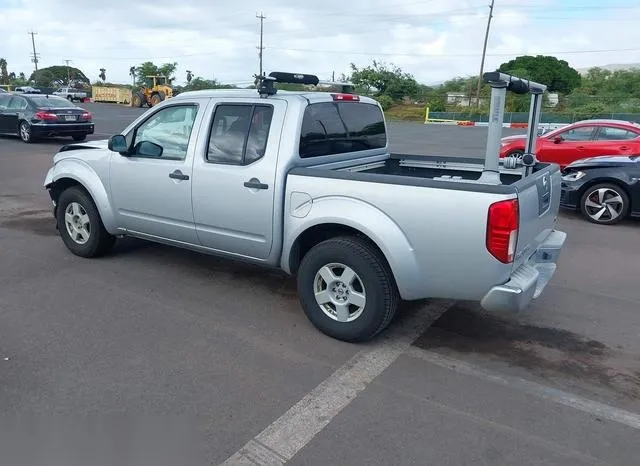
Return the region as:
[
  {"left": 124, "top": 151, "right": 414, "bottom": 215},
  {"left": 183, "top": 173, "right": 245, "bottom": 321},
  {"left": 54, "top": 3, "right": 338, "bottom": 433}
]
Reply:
[
  {"left": 576, "top": 146, "right": 585, "bottom": 150},
  {"left": 620, "top": 146, "right": 629, "bottom": 150},
  {"left": 244, "top": 178, "right": 268, "bottom": 190},
  {"left": 169, "top": 170, "right": 189, "bottom": 180}
]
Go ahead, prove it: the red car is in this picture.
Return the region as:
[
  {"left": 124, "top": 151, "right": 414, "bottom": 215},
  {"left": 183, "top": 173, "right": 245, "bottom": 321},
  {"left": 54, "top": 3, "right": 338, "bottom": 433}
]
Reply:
[{"left": 500, "top": 119, "right": 640, "bottom": 169}]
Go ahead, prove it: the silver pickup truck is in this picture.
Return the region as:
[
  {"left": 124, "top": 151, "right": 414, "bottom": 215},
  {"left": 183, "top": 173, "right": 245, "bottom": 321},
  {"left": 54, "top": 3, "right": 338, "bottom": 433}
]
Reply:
[
  {"left": 53, "top": 87, "right": 88, "bottom": 102},
  {"left": 43, "top": 71, "right": 567, "bottom": 342}
]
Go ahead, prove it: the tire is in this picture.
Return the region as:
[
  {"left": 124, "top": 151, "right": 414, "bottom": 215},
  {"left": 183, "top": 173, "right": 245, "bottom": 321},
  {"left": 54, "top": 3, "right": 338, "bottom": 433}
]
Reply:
[
  {"left": 150, "top": 92, "right": 163, "bottom": 106},
  {"left": 18, "top": 120, "right": 33, "bottom": 143},
  {"left": 579, "top": 182, "right": 630, "bottom": 225},
  {"left": 72, "top": 134, "right": 87, "bottom": 142},
  {"left": 297, "top": 236, "right": 399, "bottom": 342},
  {"left": 132, "top": 92, "right": 145, "bottom": 108},
  {"left": 56, "top": 186, "right": 115, "bottom": 258},
  {"left": 67, "top": 95, "right": 73, "bottom": 101},
  {"left": 507, "top": 150, "right": 524, "bottom": 159}
]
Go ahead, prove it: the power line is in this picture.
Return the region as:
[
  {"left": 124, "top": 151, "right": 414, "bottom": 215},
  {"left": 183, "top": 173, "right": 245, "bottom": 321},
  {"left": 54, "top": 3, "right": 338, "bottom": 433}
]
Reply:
[{"left": 256, "top": 12, "right": 266, "bottom": 76}]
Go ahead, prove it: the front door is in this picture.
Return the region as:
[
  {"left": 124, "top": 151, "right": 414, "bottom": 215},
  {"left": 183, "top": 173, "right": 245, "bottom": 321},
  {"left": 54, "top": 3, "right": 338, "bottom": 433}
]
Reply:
[
  {"left": 538, "top": 125, "right": 599, "bottom": 167},
  {"left": 191, "top": 99, "right": 286, "bottom": 260},
  {"left": 109, "top": 101, "right": 205, "bottom": 244},
  {"left": 0, "top": 95, "right": 20, "bottom": 134}
]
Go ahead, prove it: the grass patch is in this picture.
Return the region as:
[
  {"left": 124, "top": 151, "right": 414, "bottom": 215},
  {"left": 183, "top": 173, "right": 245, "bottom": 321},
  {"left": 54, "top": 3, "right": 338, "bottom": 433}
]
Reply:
[{"left": 385, "top": 105, "right": 425, "bottom": 121}]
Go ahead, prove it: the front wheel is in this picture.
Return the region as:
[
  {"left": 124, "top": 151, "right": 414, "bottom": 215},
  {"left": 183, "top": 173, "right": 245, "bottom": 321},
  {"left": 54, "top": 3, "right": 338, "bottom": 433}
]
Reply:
[
  {"left": 580, "top": 183, "right": 629, "bottom": 225},
  {"left": 56, "top": 187, "right": 115, "bottom": 257},
  {"left": 297, "top": 236, "right": 399, "bottom": 342}
]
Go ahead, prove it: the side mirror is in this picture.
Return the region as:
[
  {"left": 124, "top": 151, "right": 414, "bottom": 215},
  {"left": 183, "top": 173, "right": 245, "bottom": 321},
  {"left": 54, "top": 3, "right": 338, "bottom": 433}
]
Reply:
[
  {"left": 134, "top": 140, "right": 163, "bottom": 158},
  {"left": 108, "top": 134, "right": 128, "bottom": 153},
  {"left": 553, "top": 136, "right": 563, "bottom": 144}
]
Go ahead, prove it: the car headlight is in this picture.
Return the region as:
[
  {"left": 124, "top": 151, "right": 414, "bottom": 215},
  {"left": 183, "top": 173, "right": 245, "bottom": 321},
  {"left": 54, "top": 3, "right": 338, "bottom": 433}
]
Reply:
[{"left": 562, "top": 171, "right": 586, "bottom": 181}]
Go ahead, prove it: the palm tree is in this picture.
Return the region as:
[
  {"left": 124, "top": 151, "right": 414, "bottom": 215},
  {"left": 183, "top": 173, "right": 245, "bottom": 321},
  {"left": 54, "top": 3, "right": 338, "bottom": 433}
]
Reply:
[
  {"left": 99, "top": 68, "right": 106, "bottom": 82},
  {"left": 129, "top": 66, "right": 136, "bottom": 86},
  {"left": 186, "top": 70, "right": 193, "bottom": 83}
]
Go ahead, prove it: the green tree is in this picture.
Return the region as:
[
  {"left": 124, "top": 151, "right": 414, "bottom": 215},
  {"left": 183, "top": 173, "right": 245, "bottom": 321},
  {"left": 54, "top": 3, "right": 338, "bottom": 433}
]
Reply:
[
  {"left": 134, "top": 61, "right": 178, "bottom": 86},
  {"left": 498, "top": 55, "right": 581, "bottom": 94},
  {"left": 29, "top": 65, "right": 90, "bottom": 87},
  {"left": 0, "top": 58, "right": 8, "bottom": 84},
  {"left": 348, "top": 60, "right": 419, "bottom": 101}
]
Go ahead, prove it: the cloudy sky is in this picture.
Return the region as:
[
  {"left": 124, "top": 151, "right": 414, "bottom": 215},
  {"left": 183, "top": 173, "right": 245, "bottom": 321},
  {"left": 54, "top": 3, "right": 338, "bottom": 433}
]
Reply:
[{"left": 2, "top": 0, "right": 639, "bottom": 86}]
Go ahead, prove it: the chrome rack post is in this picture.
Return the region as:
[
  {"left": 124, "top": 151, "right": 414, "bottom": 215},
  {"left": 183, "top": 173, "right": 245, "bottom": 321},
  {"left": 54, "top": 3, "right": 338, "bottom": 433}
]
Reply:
[{"left": 477, "top": 78, "right": 507, "bottom": 185}]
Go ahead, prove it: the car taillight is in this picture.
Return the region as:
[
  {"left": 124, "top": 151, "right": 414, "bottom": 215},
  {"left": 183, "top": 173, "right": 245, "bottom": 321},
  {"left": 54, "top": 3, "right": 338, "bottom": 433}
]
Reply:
[
  {"left": 331, "top": 93, "right": 359, "bottom": 101},
  {"left": 35, "top": 110, "right": 58, "bottom": 121},
  {"left": 486, "top": 199, "right": 519, "bottom": 263},
  {"left": 82, "top": 112, "right": 92, "bottom": 121}
]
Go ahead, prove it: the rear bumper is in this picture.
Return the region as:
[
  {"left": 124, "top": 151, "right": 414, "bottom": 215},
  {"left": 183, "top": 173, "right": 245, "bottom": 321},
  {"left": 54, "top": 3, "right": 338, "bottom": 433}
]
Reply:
[
  {"left": 31, "top": 122, "right": 94, "bottom": 137},
  {"left": 481, "top": 229, "right": 566, "bottom": 312}
]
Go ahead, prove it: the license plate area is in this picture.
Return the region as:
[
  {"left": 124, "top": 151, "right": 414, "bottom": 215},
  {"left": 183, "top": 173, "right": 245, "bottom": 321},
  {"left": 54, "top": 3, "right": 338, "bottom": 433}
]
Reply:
[{"left": 64, "top": 115, "right": 77, "bottom": 122}]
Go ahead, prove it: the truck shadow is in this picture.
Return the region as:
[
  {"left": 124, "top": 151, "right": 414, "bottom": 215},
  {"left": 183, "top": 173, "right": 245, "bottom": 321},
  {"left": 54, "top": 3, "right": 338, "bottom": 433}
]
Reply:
[{"left": 414, "top": 303, "right": 640, "bottom": 399}]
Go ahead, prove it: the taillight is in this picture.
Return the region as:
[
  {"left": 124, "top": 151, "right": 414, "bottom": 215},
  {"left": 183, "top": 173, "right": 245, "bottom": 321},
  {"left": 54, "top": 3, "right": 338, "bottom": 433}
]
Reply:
[
  {"left": 35, "top": 110, "right": 58, "bottom": 121},
  {"left": 81, "top": 112, "right": 92, "bottom": 121},
  {"left": 331, "top": 93, "right": 359, "bottom": 101},
  {"left": 486, "top": 199, "right": 519, "bottom": 263}
]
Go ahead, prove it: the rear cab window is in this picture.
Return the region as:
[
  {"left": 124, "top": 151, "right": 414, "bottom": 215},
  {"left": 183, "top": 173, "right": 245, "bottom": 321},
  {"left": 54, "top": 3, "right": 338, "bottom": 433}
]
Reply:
[{"left": 298, "top": 101, "right": 386, "bottom": 158}]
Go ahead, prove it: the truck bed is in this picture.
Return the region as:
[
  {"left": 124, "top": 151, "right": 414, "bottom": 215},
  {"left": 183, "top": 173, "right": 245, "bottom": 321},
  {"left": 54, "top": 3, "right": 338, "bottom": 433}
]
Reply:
[{"left": 341, "top": 154, "right": 524, "bottom": 186}]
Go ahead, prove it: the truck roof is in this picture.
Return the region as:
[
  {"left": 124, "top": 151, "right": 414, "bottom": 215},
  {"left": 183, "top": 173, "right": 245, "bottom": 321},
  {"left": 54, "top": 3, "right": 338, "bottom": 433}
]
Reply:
[{"left": 171, "top": 88, "right": 380, "bottom": 106}]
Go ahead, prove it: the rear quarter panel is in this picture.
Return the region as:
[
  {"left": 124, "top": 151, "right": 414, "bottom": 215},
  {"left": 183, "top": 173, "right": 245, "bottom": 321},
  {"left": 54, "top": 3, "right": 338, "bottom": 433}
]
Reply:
[{"left": 283, "top": 173, "right": 515, "bottom": 301}]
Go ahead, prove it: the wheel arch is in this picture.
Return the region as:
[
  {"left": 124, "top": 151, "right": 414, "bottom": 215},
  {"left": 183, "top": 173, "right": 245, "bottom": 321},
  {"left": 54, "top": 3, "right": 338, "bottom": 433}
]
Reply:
[
  {"left": 578, "top": 177, "right": 633, "bottom": 210},
  {"left": 283, "top": 199, "right": 423, "bottom": 300},
  {"left": 45, "top": 165, "right": 117, "bottom": 233}
]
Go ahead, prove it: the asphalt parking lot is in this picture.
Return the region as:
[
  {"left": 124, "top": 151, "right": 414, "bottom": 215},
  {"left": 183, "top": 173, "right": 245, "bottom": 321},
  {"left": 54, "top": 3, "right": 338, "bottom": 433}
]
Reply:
[{"left": 1, "top": 103, "right": 639, "bottom": 465}]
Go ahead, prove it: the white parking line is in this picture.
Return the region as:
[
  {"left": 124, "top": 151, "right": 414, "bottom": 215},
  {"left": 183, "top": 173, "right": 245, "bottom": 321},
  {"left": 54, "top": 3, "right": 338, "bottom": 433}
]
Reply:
[
  {"left": 220, "top": 300, "right": 454, "bottom": 466},
  {"left": 405, "top": 347, "right": 640, "bottom": 431}
]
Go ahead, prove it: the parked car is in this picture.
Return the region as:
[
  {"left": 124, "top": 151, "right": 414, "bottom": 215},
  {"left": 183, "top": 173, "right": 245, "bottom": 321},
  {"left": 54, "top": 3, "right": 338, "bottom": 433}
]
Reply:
[
  {"left": 43, "top": 71, "right": 566, "bottom": 342},
  {"left": 14, "top": 86, "right": 41, "bottom": 94},
  {"left": 53, "top": 87, "right": 88, "bottom": 102},
  {"left": 0, "top": 93, "right": 94, "bottom": 143},
  {"left": 0, "top": 87, "right": 7, "bottom": 94},
  {"left": 560, "top": 154, "right": 640, "bottom": 225},
  {"left": 500, "top": 119, "right": 640, "bottom": 169}
]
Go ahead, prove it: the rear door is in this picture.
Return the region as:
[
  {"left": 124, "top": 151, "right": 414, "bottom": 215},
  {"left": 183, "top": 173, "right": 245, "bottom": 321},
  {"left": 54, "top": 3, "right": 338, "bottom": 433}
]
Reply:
[
  {"left": 0, "top": 95, "right": 24, "bottom": 134},
  {"left": 0, "top": 94, "right": 15, "bottom": 133},
  {"left": 592, "top": 125, "right": 640, "bottom": 155},
  {"left": 191, "top": 98, "right": 287, "bottom": 260}
]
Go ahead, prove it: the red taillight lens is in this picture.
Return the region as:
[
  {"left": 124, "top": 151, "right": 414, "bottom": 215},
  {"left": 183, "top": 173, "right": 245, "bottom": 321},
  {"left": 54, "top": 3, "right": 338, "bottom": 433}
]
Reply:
[
  {"left": 331, "top": 93, "right": 359, "bottom": 101},
  {"left": 35, "top": 110, "right": 58, "bottom": 121},
  {"left": 82, "top": 112, "right": 92, "bottom": 121},
  {"left": 486, "top": 199, "right": 519, "bottom": 263}
]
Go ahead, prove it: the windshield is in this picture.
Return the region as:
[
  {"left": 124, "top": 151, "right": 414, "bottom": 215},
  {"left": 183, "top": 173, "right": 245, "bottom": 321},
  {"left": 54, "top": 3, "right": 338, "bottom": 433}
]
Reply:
[{"left": 29, "top": 95, "right": 77, "bottom": 108}]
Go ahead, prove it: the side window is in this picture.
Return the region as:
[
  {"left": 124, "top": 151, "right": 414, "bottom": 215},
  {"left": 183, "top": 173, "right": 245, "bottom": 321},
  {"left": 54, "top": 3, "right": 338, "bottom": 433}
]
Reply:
[
  {"left": 299, "top": 102, "right": 386, "bottom": 158},
  {"left": 132, "top": 104, "right": 198, "bottom": 161},
  {"left": 559, "top": 126, "right": 596, "bottom": 141},
  {"left": 596, "top": 127, "right": 639, "bottom": 140},
  {"left": 7, "top": 97, "right": 28, "bottom": 110},
  {"left": 0, "top": 95, "right": 9, "bottom": 109},
  {"left": 206, "top": 104, "right": 274, "bottom": 165}
]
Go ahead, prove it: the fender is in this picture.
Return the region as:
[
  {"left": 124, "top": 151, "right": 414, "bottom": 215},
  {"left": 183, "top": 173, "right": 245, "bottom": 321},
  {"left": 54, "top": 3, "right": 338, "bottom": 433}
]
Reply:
[
  {"left": 282, "top": 195, "right": 424, "bottom": 300},
  {"left": 44, "top": 158, "right": 118, "bottom": 234}
]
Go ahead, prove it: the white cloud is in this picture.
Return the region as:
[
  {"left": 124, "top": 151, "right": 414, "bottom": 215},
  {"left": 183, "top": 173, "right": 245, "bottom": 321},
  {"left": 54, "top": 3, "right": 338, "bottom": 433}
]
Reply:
[{"left": 1, "top": 0, "right": 639, "bottom": 86}]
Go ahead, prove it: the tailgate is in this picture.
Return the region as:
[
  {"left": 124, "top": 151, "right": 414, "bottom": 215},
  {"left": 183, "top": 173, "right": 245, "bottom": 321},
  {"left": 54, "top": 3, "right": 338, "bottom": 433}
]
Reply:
[{"left": 512, "top": 163, "right": 562, "bottom": 268}]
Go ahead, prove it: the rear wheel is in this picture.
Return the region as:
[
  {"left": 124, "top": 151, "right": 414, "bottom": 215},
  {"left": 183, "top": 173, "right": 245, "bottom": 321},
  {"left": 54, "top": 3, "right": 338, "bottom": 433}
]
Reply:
[
  {"left": 580, "top": 183, "right": 629, "bottom": 225},
  {"left": 67, "top": 95, "right": 73, "bottom": 101},
  {"left": 507, "top": 150, "right": 524, "bottom": 160},
  {"left": 150, "top": 92, "right": 164, "bottom": 106},
  {"left": 19, "top": 120, "right": 33, "bottom": 143},
  {"left": 56, "top": 187, "right": 115, "bottom": 257},
  {"left": 297, "top": 236, "right": 399, "bottom": 342}
]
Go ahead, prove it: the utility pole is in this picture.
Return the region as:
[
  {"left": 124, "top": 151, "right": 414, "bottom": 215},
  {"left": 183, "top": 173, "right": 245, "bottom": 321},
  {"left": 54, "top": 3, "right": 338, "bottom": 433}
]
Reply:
[
  {"left": 256, "top": 12, "right": 266, "bottom": 77},
  {"left": 64, "top": 59, "right": 72, "bottom": 85},
  {"left": 475, "top": 0, "right": 495, "bottom": 109},
  {"left": 332, "top": 71, "right": 335, "bottom": 81},
  {"left": 28, "top": 31, "right": 39, "bottom": 72}
]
